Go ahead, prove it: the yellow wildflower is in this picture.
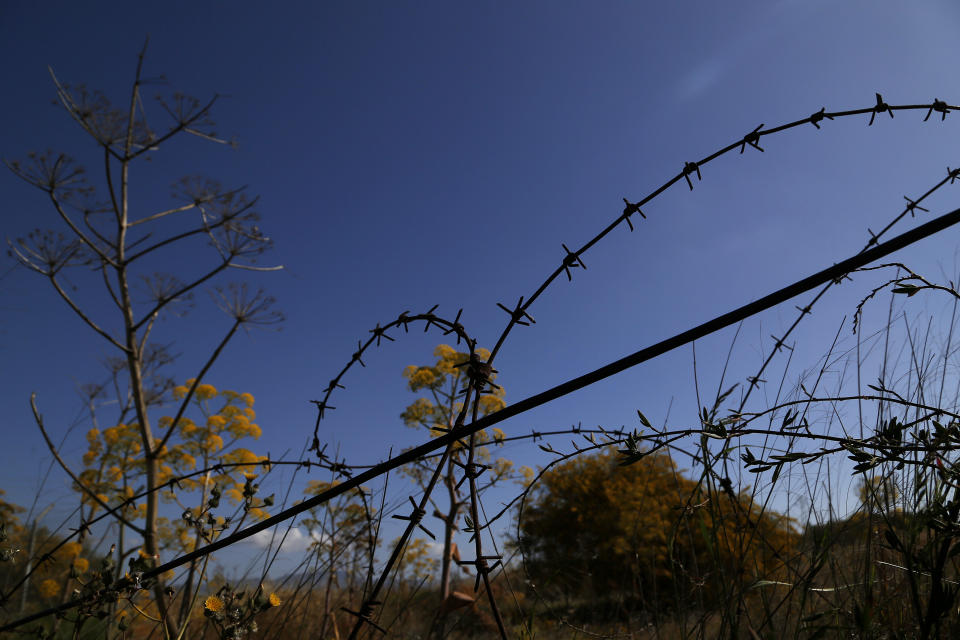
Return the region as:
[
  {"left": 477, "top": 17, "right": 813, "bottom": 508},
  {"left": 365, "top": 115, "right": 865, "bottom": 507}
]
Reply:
[
  {"left": 157, "top": 464, "right": 174, "bottom": 484},
  {"left": 103, "top": 426, "right": 122, "bottom": 445},
  {"left": 38, "top": 579, "right": 60, "bottom": 598},
  {"left": 73, "top": 557, "right": 90, "bottom": 573},
  {"left": 86, "top": 428, "right": 100, "bottom": 443},
  {"left": 61, "top": 541, "right": 83, "bottom": 558},
  {"left": 434, "top": 344, "right": 457, "bottom": 361},
  {"left": 204, "top": 433, "right": 224, "bottom": 452},
  {"left": 268, "top": 592, "right": 281, "bottom": 607},
  {"left": 207, "top": 415, "right": 227, "bottom": 429},
  {"left": 412, "top": 368, "right": 437, "bottom": 386},
  {"left": 240, "top": 393, "right": 255, "bottom": 407},
  {"left": 204, "top": 595, "right": 224, "bottom": 612},
  {"left": 180, "top": 453, "right": 197, "bottom": 470},
  {"left": 196, "top": 384, "right": 217, "bottom": 400},
  {"left": 172, "top": 385, "right": 189, "bottom": 399}
]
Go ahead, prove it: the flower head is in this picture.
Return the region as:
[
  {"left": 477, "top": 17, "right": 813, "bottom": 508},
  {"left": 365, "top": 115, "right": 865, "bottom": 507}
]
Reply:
[
  {"left": 268, "top": 592, "right": 282, "bottom": 607},
  {"left": 39, "top": 579, "right": 61, "bottom": 598},
  {"left": 204, "top": 595, "right": 224, "bottom": 612}
]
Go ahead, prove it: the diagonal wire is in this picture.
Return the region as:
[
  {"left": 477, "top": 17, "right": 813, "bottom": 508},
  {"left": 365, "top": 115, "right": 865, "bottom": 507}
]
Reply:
[{"left": 5, "top": 202, "right": 960, "bottom": 634}]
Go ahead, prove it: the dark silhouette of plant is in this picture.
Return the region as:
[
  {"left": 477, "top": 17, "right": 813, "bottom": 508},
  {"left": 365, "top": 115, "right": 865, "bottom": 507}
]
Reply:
[{"left": 5, "top": 40, "right": 280, "bottom": 637}]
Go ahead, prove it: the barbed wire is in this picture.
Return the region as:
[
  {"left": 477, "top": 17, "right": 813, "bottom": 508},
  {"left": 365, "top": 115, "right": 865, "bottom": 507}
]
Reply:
[
  {"left": 6, "top": 199, "right": 959, "bottom": 635},
  {"left": 299, "top": 99, "right": 959, "bottom": 637},
  {"left": 5, "top": 97, "right": 960, "bottom": 636}
]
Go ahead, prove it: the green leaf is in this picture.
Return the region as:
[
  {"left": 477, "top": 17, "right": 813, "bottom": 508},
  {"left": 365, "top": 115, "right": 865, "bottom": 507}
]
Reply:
[
  {"left": 892, "top": 284, "right": 920, "bottom": 296},
  {"left": 636, "top": 410, "right": 652, "bottom": 429},
  {"left": 771, "top": 462, "right": 783, "bottom": 485}
]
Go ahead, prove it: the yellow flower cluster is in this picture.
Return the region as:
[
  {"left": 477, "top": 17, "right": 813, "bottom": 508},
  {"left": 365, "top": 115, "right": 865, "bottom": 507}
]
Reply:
[
  {"left": 103, "top": 425, "right": 123, "bottom": 445},
  {"left": 179, "top": 419, "right": 198, "bottom": 436},
  {"left": 38, "top": 579, "right": 60, "bottom": 598},
  {"left": 204, "top": 433, "right": 225, "bottom": 452},
  {"left": 179, "top": 452, "right": 197, "bottom": 470},
  {"left": 221, "top": 448, "right": 267, "bottom": 473},
  {"left": 409, "top": 367, "right": 438, "bottom": 387},
  {"left": 196, "top": 383, "right": 218, "bottom": 400}
]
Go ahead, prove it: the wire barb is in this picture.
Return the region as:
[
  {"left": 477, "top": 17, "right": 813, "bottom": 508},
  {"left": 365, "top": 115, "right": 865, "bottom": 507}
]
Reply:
[
  {"left": 561, "top": 243, "right": 586, "bottom": 281},
  {"left": 310, "top": 399, "right": 336, "bottom": 419},
  {"left": 903, "top": 196, "right": 929, "bottom": 218},
  {"left": 442, "top": 308, "right": 466, "bottom": 344},
  {"left": 342, "top": 601, "right": 386, "bottom": 634},
  {"left": 455, "top": 351, "right": 501, "bottom": 394},
  {"left": 323, "top": 379, "right": 345, "bottom": 393},
  {"left": 868, "top": 92, "right": 893, "bottom": 126},
  {"left": 621, "top": 198, "right": 646, "bottom": 231},
  {"left": 455, "top": 555, "right": 503, "bottom": 592},
  {"left": 739, "top": 124, "right": 764, "bottom": 153},
  {"left": 391, "top": 496, "right": 434, "bottom": 539},
  {"left": 683, "top": 161, "right": 702, "bottom": 190},
  {"left": 809, "top": 107, "right": 834, "bottom": 129},
  {"left": 496, "top": 296, "right": 535, "bottom": 326},
  {"left": 924, "top": 98, "right": 950, "bottom": 122},
  {"left": 368, "top": 323, "right": 394, "bottom": 346},
  {"left": 351, "top": 341, "right": 366, "bottom": 367}
]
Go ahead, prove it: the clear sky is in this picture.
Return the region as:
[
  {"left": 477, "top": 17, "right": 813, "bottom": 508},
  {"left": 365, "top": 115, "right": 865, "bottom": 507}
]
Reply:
[{"left": 3, "top": 0, "right": 960, "bottom": 573}]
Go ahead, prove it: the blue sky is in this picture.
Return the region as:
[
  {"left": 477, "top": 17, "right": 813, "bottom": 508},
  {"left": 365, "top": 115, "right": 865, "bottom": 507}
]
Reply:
[{"left": 3, "top": 0, "right": 960, "bottom": 574}]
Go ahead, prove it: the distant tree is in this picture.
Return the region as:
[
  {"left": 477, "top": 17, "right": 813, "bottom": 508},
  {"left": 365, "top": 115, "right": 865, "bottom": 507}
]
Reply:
[
  {"left": 6, "top": 42, "right": 280, "bottom": 635},
  {"left": 400, "top": 345, "right": 528, "bottom": 620},
  {"left": 518, "top": 448, "right": 798, "bottom": 614}
]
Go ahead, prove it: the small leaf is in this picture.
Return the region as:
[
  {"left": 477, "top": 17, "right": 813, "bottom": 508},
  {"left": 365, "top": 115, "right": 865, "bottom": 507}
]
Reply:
[
  {"left": 771, "top": 462, "right": 783, "bottom": 485},
  {"left": 892, "top": 284, "right": 920, "bottom": 297}
]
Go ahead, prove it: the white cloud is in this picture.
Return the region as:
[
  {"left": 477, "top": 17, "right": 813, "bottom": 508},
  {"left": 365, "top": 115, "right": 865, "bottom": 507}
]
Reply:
[
  {"left": 423, "top": 540, "right": 443, "bottom": 560},
  {"left": 245, "top": 526, "right": 320, "bottom": 554}
]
